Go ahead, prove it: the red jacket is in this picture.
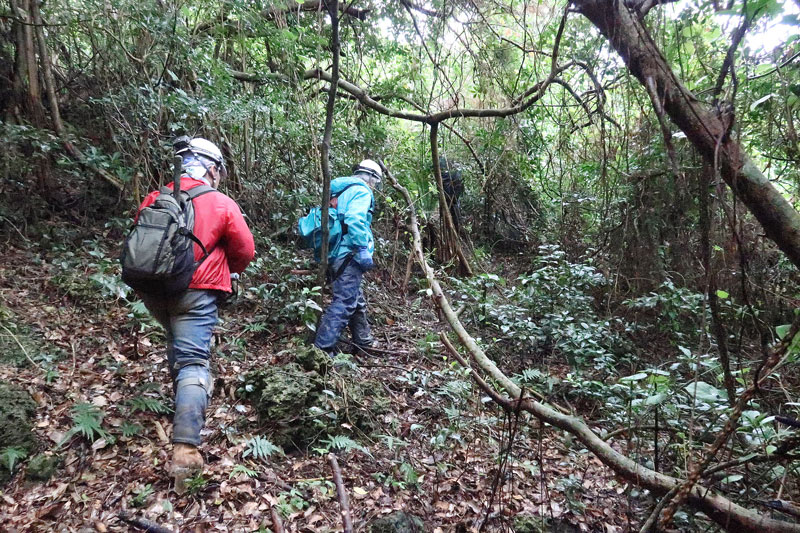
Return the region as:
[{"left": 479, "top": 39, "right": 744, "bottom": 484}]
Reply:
[{"left": 137, "top": 177, "right": 255, "bottom": 292}]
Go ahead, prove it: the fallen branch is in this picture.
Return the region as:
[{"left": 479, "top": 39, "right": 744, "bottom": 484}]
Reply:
[
  {"left": 639, "top": 486, "right": 678, "bottom": 533},
  {"left": 760, "top": 500, "right": 800, "bottom": 520},
  {"left": 385, "top": 164, "right": 800, "bottom": 533},
  {"left": 328, "top": 453, "right": 353, "bottom": 533},
  {"left": 117, "top": 512, "right": 173, "bottom": 533},
  {"left": 439, "top": 332, "right": 569, "bottom": 415}
]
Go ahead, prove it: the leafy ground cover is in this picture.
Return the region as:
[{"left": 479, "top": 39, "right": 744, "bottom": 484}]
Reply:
[{"left": 0, "top": 230, "right": 639, "bottom": 532}]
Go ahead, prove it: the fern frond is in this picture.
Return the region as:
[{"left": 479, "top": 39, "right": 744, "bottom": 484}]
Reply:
[
  {"left": 63, "top": 403, "right": 113, "bottom": 444},
  {"left": 320, "top": 435, "right": 372, "bottom": 457},
  {"left": 242, "top": 435, "right": 283, "bottom": 462},
  {"left": 0, "top": 447, "right": 27, "bottom": 472},
  {"left": 230, "top": 464, "right": 259, "bottom": 479},
  {"left": 128, "top": 396, "right": 172, "bottom": 414}
]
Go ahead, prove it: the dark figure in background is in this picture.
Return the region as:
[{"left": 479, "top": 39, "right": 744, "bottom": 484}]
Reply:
[{"left": 439, "top": 156, "right": 464, "bottom": 231}]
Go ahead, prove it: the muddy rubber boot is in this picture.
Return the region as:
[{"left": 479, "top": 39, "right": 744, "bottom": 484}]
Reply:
[
  {"left": 172, "top": 443, "right": 203, "bottom": 494},
  {"left": 349, "top": 307, "right": 377, "bottom": 353}
]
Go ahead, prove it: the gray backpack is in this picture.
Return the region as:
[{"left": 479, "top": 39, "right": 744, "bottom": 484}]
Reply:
[{"left": 120, "top": 157, "right": 215, "bottom": 296}]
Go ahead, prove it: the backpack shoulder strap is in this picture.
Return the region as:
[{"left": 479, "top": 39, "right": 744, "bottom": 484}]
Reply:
[
  {"left": 333, "top": 182, "right": 373, "bottom": 213},
  {"left": 332, "top": 182, "right": 370, "bottom": 199},
  {"left": 186, "top": 185, "right": 215, "bottom": 200}
]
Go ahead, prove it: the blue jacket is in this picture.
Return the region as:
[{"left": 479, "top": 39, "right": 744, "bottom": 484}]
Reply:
[{"left": 330, "top": 176, "right": 374, "bottom": 261}]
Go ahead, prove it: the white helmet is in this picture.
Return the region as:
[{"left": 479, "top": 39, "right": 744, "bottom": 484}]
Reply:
[
  {"left": 176, "top": 137, "right": 227, "bottom": 178},
  {"left": 354, "top": 159, "right": 382, "bottom": 185}
]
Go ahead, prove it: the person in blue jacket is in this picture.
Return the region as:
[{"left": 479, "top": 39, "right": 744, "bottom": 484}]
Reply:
[{"left": 315, "top": 159, "right": 382, "bottom": 355}]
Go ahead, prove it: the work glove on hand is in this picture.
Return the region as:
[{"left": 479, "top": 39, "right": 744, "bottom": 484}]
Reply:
[{"left": 355, "top": 246, "right": 374, "bottom": 272}]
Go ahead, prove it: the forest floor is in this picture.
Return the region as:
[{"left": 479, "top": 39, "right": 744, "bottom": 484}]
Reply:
[{"left": 0, "top": 227, "right": 638, "bottom": 533}]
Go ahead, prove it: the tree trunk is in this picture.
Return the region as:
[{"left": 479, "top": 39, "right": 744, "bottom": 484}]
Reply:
[
  {"left": 575, "top": 0, "right": 800, "bottom": 270},
  {"left": 317, "top": 0, "right": 340, "bottom": 286},
  {"left": 10, "top": 0, "right": 53, "bottom": 193},
  {"left": 430, "top": 122, "right": 473, "bottom": 276}
]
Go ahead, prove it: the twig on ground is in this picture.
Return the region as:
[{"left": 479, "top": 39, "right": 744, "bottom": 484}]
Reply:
[
  {"left": 639, "top": 486, "right": 678, "bottom": 533},
  {"left": 270, "top": 505, "right": 285, "bottom": 533},
  {"left": 339, "top": 338, "right": 406, "bottom": 357},
  {"left": 328, "top": 453, "right": 353, "bottom": 533},
  {"left": 70, "top": 340, "right": 77, "bottom": 381}
]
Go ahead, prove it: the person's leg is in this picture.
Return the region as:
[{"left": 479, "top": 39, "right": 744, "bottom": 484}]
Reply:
[
  {"left": 169, "top": 290, "right": 218, "bottom": 446},
  {"left": 138, "top": 294, "right": 178, "bottom": 377},
  {"left": 315, "top": 259, "right": 363, "bottom": 354},
  {"left": 348, "top": 287, "right": 374, "bottom": 347},
  {"left": 139, "top": 290, "right": 217, "bottom": 491}
]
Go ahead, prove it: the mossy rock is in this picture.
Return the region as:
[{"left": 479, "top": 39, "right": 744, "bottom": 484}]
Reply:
[
  {"left": 369, "top": 512, "right": 425, "bottom": 533},
  {"left": 295, "top": 345, "right": 332, "bottom": 373},
  {"left": 0, "top": 382, "right": 37, "bottom": 483},
  {"left": 26, "top": 453, "right": 61, "bottom": 481},
  {"left": 241, "top": 350, "right": 388, "bottom": 449},
  {"left": 241, "top": 362, "right": 326, "bottom": 448}
]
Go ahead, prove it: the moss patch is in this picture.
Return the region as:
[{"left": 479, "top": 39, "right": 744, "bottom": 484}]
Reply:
[
  {"left": 369, "top": 512, "right": 425, "bottom": 533},
  {"left": 27, "top": 453, "right": 62, "bottom": 481},
  {"left": 241, "top": 346, "right": 388, "bottom": 449},
  {"left": 0, "top": 304, "right": 40, "bottom": 367},
  {"left": 0, "top": 382, "right": 37, "bottom": 483}
]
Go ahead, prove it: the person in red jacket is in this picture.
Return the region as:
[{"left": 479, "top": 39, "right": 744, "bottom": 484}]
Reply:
[{"left": 136, "top": 137, "right": 254, "bottom": 492}]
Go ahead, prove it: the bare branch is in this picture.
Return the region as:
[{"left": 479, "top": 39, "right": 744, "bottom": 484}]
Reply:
[
  {"left": 398, "top": 0, "right": 446, "bottom": 18},
  {"left": 659, "top": 315, "right": 800, "bottom": 528},
  {"left": 623, "top": 0, "right": 680, "bottom": 17},
  {"left": 264, "top": 0, "right": 369, "bottom": 21},
  {"left": 305, "top": 67, "right": 567, "bottom": 123},
  {"left": 747, "top": 50, "right": 800, "bottom": 80},
  {"left": 230, "top": 69, "right": 289, "bottom": 84},
  {"left": 318, "top": 0, "right": 341, "bottom": 285}
]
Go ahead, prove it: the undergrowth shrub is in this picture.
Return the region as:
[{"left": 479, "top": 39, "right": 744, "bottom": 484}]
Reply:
[{"left": 452, "top": 244, "right": 631, "bottom": 373}]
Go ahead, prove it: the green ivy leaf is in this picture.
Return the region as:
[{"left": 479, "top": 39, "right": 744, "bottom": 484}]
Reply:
[
  {"left": 716, "top": 290, "right": 729, "bottom": 299},
  {"left": 620, "top": 372, "right": 648, "bottom": 383},
  {"left": 750, "top": 93, "right": 775, "bottom": 112},
  {"left": 685, "top": 381, "right": 727, "bottom": 403},
  {"left": 644, "top": 392, "right": 668, "bottom": 406}
]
